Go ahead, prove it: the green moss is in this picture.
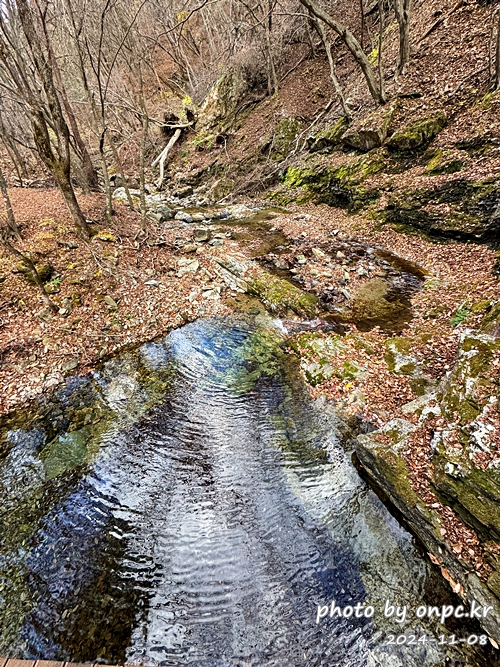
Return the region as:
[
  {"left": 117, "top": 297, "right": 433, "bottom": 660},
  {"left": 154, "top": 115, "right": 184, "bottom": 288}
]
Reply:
[
  {"left": 308, "top": 117, "right": 349, "bottom": 153},
  {"left": 383, "top": 177, "right": 500, "bottom": 240},
  {"left": 281, "top": 151, "right": 385, "bottom": 212},
  {"left": 424, "top": 149, "right": 464, "bottom": 175},
  {"left": 271, "top": 118, "right": 303, "bottom": 160},
  {"left": 387, "top": 113, "right": 447, "bottom": 152},
  {"left": 246, "top": 272, "right": 319, "bottom": 318}
]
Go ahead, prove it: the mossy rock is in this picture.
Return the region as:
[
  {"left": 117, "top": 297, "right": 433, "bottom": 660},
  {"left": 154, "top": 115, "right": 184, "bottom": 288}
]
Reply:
[
  {"left": 481, "top": 301, "right": 500, "bottom": 336},
  {"left": 356, "top": 419, "right": 424, "bottom": 508},
  {"left": 308, "top": 117, "right": 349, "bottom": 153},
  {"left": 281, "top": 150, "right": 385, "bottom": 212},
  {"left": 246, "top": 271, "right": 319, "bottom": 318},
  {"left": 15, "top": 262, "right": 54, "bottom": 285},
  {"left": 387, "top": 113, "right": 447, "bottom": 152},
  {"left": 270, "top": 118, "right": 303, "bottom": 160},
  {"left": 343, "top": 278, "right": 413, "bottom": 332},
  {"left": 197, "top": 70, "right": 248, "bottom": 132},
  {"left": 424, "top": 148, "right": 464, "bottom": 175},
  {"left": 383, "top": 178, "right": 500, "bottom": 241},
  {"left": 384, "top": 337, "right": 417, "bottom": 375},
  {"left": 343, "top": 102, "right": 397, "bottom": 152},
  {"left": 439, "top": 332, "right": 500, "bottom": 423}
]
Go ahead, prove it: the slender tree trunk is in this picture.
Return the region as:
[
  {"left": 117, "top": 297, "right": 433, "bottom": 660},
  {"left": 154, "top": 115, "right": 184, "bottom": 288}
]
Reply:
[
  {"left": 137, "top": 62, "right": 149, "bottom": 229},
  {"left": 495, "top": 9, "right": 500, "bottom": 90},
  {"left": 394, "top": 0, "right": 411, "bottom": 76},
  {"left": 310, "top": 14, "right": 351, "bottom": 118},
  {"left": 378, "top": 0, "right": 386, "bottom": 102},
  {"left": 297, "top": 0, "right": 386, "bottom": 104},
  {"left": 0, "top": 164, "right": 21, "bottom": 239}
]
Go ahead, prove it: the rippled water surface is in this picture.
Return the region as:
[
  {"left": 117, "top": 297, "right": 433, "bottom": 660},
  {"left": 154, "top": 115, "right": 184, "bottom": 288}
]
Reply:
[{"left": 0, "top": 318, "right": 481, "bottom": 665}]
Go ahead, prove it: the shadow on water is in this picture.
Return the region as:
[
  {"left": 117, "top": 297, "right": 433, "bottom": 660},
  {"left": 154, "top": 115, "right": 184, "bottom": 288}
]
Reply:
[{"left": 0, "top": 317, "right": 493, "bottom": 666}]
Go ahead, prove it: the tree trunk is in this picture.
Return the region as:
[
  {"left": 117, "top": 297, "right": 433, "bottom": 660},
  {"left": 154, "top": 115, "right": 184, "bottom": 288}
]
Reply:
[
  {"left": 297, "top": 0, "right": 386, "bottom": 104},
  {"left": 40, "top": 17, "right": 99, "bottom": 191},
  {"left": 378, "top": 0, "right": 386, "bottom": 102},
  {"left": 394, "top": 0, "right": 411, "bottom": 76},
  {"left": 0, "top": 164, "right": 21, "bottom": 239},
  {"left": 310, "top": 14, "right": 351, "bottom": 118},
  {"left": 495, "top": 9, "right": 500, "bottom": 90}
]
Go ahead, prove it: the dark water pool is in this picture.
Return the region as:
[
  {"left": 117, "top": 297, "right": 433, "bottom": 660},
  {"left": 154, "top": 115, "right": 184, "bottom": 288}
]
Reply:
[{"left": 0, "top": 318, "right": 484, "bottom": 665}]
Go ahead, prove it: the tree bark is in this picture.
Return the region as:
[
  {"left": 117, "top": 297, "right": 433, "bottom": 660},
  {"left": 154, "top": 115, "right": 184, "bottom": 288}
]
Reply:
[
  {"left": 495, "top": 9, "right": 500, "bottom": 90},
  {"left": 394, "top": 0, "right": 411, "bottom": 76},
  {"left": 0, "top": 164, "right": 21, "bottom": 239},
  {"left": 297, "top": 0, "right": 386, "bottom": 104}
]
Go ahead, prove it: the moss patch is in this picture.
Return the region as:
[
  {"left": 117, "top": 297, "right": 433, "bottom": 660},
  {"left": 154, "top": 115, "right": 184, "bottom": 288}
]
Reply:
[{"left": 387, "top": 113, "right": 447, "bottom": 152}]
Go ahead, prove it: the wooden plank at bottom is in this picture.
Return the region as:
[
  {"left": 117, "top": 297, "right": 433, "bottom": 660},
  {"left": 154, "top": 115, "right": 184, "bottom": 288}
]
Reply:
[
  {"left": 6, "top": 660, "right": 35, "bottom": 667},
  {"left": 36, "top": 662, "right": 64, "bottom": 667},
  {"left": 0, "top": 659, "right": 7, "bottom": 667}
]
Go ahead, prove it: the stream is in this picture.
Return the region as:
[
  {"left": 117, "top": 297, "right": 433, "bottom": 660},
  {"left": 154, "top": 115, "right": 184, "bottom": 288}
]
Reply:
[{"left": 0, "top": 315, "right": 487, "bottom": 666}]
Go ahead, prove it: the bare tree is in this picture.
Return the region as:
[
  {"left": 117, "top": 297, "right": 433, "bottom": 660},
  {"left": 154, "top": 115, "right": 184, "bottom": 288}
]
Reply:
[
  {"left": 495, "top": 6, "right": 500, "bottom": 90},
  {"left": 309, "top": 12, "right": 351, "bottom": 118},
  {"left": 0, "top": 0, "right": 92, "bottom": 240},
  {"left": 296, "top": 0, "right": 387, "bottom": 104}
]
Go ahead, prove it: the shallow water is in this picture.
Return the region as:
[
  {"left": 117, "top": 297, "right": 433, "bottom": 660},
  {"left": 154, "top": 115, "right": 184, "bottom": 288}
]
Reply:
[{"left": 0, "top": 318, "right": 484, "bottom": 665}]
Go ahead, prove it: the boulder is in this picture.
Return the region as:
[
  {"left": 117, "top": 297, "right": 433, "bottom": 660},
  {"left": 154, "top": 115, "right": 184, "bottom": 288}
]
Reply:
[
  {"left": 387, "top": 113, "right": 447, "bottom": 152},
  {"left": 213, "top": 253, "right": 319, "bottom": 318},
  {"left": 343, "top": 102, "right": 397, "bottom": 152},
  {"left": 174, "top": 211, "right": 194, "bottom": 223},
  {"left": 308, "top": 117, "right": 349, "bottom": 153}
]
